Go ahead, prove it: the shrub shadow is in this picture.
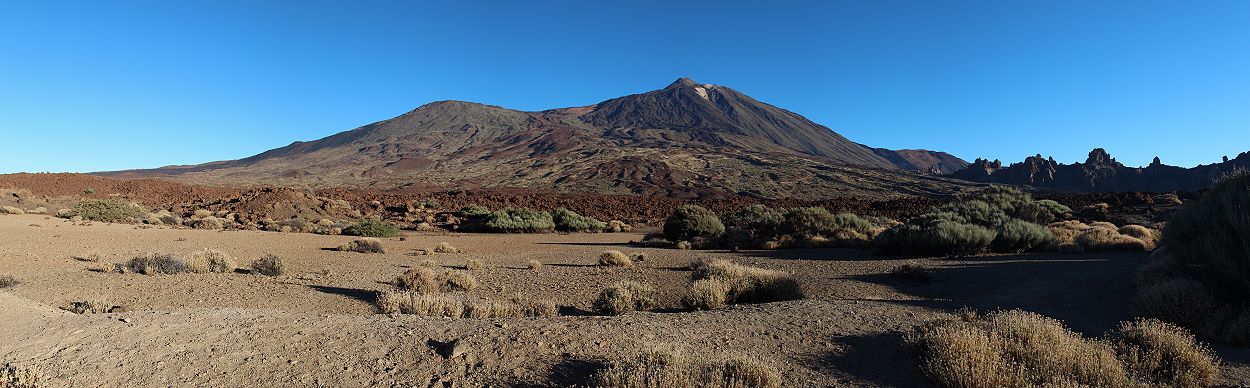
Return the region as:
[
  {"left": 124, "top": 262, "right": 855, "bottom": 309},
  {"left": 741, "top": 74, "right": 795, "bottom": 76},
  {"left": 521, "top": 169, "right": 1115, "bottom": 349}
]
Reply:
[
  {"left": 803, "top": 331, "right": 933, "bottom": 387},
  {"left": 308, "top": 285, "right": 376, "bottom": 303}
]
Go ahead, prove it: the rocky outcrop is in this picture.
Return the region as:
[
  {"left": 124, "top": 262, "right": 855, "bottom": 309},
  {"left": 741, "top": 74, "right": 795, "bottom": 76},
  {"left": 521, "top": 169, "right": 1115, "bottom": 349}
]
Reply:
[{"left": 950, "top": 148, "right": 1250, "bottom": 192}]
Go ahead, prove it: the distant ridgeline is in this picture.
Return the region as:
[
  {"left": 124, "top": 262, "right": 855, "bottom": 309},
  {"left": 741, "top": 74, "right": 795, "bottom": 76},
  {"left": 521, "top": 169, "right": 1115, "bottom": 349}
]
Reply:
[{"left": 949, "top": 148, "right": 1250, "bottom": 192}]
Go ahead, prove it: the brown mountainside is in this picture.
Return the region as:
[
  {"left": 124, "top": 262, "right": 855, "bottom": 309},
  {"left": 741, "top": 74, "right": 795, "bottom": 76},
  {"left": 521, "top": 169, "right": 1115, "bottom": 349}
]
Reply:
[{"left": 100, "top": 78, "right": 970, "bottom": 199}]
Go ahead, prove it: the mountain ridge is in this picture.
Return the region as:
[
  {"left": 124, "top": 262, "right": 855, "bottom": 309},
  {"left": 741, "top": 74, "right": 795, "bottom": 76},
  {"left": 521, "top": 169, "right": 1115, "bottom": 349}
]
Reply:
[{"left": 949, "top": 148, "right": 1250, "bottom": 192}]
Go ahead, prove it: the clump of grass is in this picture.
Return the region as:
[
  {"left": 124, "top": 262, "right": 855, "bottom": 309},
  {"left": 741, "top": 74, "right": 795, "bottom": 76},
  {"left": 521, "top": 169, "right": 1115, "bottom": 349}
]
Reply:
[
  {"left": 66, "top": 300, "right": 113, "bottom": 314},
  {"left": 464, "top": 259, "right": 483, "bottom": 270},
  {"left": 251, "top": 254, "right": 284, "bottom": 276},
  {"left": 0, "top": 206, "right": 24, "bottom": 215},
  {"left": 59, "top": 199, "right": 146, "bottom": 222},
  {"left": 682, "top": 259, "right": 803, "bottom": 309},
  {"left": 186, "top": 249, "right": 237, "bottom": 273},
  {"left": 552, "top": 208, "right": 606, "bottom": 232},
  {"left": 337, "top": 238, "right": 386, "bottom": 253},
  {"left": 420, "top": 259, "right": 438, "bottom": 268},
  {"left": 0, "top": 275, "right": 20, "bottom": 289},
  {"left": 375, "top": 292, "right": 557, "bottom": 318},
  {"left": 433, "top": 242, "right": 460, "bottom": 253},
  {"left": 906, "top": 309, "right": 1219, "bottom": 387},
  {"left": 393, "top": 267, "right": 478, "bottom": 293},
  {"left": 591, "top": 346, "right": 780, "bottom": 388},
  {"left": 598, "top": 250, "right": 633, "bottom": 267},
  {"left": 526, "top": 259, "right": 543, "bottom": 271},
  {"left": 343, "top": 218, "right": 401, "bottom": 238},
  {"left": 594, "top": 281, "right": 657, "bottom": 315},
  {"left": 1, "top": 362, "right": 46, "bottom": 387},
  {"left": 124, "top": 253, "right": 193, "bottom": 275},
  {"left": 607, "top": 220, "right": 631, "bottom": 232}
]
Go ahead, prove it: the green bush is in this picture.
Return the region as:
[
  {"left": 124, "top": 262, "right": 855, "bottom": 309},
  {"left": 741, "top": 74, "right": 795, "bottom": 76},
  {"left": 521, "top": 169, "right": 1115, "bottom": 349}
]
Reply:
[
  {"left": 61, "top": 199, "right": 146, "bottom": 222},
  {"left": 875, "top": 212, "right": 995, "bottom": 256},
  {"left": 780, "top": 207, "right": 875, "bottom": 237},
  {"left": 663, "top": 205, "right": 725, "bottom": 241},
  {"left": 933, "top": 200, "right": 1011, "bottom": 228},
  {"left": 725, "top": 204, "right": 784, "bottom": 237},
  {"left": 551, "top": 208, "right": 607, "bottom": 232},
  {"left": 483, "top": 207, "right": 555, "bottom": 233},
  {"left": 460, "top": 204, "right": 491, "bottom": 218},
  {"left": 991, "top": 220, "right": 1056, "bottom": 253},
  {"left": 343, "top": 218, "right": 401, "bottom": 238},
  {"left": 1161, "top": 171, "right": 1250, "bottom": 300}
]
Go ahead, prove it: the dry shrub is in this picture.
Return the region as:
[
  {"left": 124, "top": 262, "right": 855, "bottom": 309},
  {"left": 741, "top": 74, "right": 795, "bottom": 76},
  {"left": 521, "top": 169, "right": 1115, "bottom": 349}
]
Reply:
[
  {"left": 337, "top": 238, "right": 385, "bottom": 253},
  {"left": 526, "top": 259, "right": 543, "bottom": 271},
  {"left": 0, "top": 206, "right": 25, "bottom": 215},
  {"left": 420, "top": 259, "right": 438, "bottom": 268},
  {"left": 0, "top": 275, "right": 20, "bottom": 289},
  {"left": 186, "top": 249, "right": 237, "bottom": 273},
  {"left": 682, "top": 259, "right": 803, "bottom": 309},
  {"left": 1114, "top": 319, "right": 1219, "bottom": 387},
  {"left": 908, "top": 309, "right": 1218, "bottom": 388},
  {"left": 1075, "top": 227, "right": 1149, "bottom": 252},
  {"left": 251, "top": 254, "right": 284, "bottom": 276},
  {"left": 607, "top": 220, "right": 631, "bottom": 232},
  {"left": 192, "top": 216, "right": 225, "bottom": 230},
  {"left": 464, "top": 259, "right": 483, "bottom": 270},
  {"left": 593, "top": 280, "right": 656, "bottom": 315},
  {"left": 1048, "top": 220, "right": 1090, "bottom": 245},
  {"left": 375, "top": 292, "right": 557, "bottom": 318},
  {"left": 599, "top": 250, "right": 633, "bottom": 267},
  {"left": 1118, "top": 225, "right": 1160, "bottom": 248},
  {"left": 888, "top": 261, "right": 932, "bottom": 283},
  {"left": 591, "top": 347, "right": 780, "bottom": 388},
  {"left": 124, "top": 253, "right": 193, "bottom": 275},
  {"left": 66, "top": 300, "right": 112, "bottom": 314},
  {"left": 1133, "top": 250, "right": 1250, "bottom": 345},
  {"left": 1, "top": 362, "right": 45, "bottom": 388},
  {"left": 433, "top": 242, "right": 460, "bottom": 253},
  {"left": 393, "top": 268, "right": 477, "bottom": 293}
]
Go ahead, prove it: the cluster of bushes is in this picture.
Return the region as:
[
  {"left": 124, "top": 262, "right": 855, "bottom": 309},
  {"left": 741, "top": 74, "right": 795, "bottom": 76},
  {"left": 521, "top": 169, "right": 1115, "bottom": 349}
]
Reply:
[
  {"left": 874, "top": 187, "right": 1068, "bottom": 256},
  {"left": 591, "top": 346, "right": 780, "bottom": 388},
  {"left": 336, "top": 238, "right": 385, "bottom": 253},
  {"left": 655, "top": 204, "right": 896, "bottom": 250},
  {"left": 458, "top": 205, "right": 628, "bottom": 234},
  {"left": 376, "top": 266, "right": 556, "bottom": 319},
  {"left": 1050, "top": 220, "right": 1160, "bottom": 253},
  {"left": 107, "top": 250, "right": 283, "bottom": 277},
  {"left": 57, "top": 199, "right": 147, "bottom": 223},
  {"left": 342, "top": 218, "right": 401, "bottom": 237},
  {"left": 594, "top": 280, "right": 657, "bottom": 315},
  {"left": 682, "top": 259, "right": 803, "bottom": 310},
  {"left": 1133, "top": 171, "right": 1250, "bottom": 345},
  {"left": 908, "top": 309, "right": 1219, "bottom": 387}
]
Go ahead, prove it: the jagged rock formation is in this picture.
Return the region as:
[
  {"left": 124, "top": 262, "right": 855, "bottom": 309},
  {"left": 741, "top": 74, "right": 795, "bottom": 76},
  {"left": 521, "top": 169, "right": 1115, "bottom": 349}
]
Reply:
[
  {"left": 951, "top": 148, "right": 1250, "bottom": 192},
  {"left": 98, "top": 78, "right": 969, "bottom": 200}
]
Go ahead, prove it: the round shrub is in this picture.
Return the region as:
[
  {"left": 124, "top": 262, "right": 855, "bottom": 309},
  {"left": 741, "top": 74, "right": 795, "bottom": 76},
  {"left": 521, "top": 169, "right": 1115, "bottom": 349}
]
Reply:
[
  {"left": 460, "top": 204, "right": 491, "bottom": 218},
  {"left": 599, "top": 250, "right": 633, "bottom": 267},
  {"left": 991, "top": 220, "right": 1056, "bottom": 253},
  {"left": 593, "top": 281, "right": 657, "bottom": 315},
  {"left": 725, "top": 204, "right": 784, "bottom": 237},
  {"left": 875, "top": 212, "right": 995, "bottom": 256},
  {"left": 663, "top": 205, "right": 725, "bottom": 241},
  {"left": 62, "top": 199, "right": 146, "bottom": 222}
]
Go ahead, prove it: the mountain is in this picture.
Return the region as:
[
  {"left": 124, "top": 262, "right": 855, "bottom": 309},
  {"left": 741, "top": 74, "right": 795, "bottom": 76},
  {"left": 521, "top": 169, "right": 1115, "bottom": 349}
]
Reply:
[
  {"left": 100, "top": 78, "right": 971, "bottom": 199},
  {"left": 950, "top": 148, "right": 1250, "bottom": 192}
]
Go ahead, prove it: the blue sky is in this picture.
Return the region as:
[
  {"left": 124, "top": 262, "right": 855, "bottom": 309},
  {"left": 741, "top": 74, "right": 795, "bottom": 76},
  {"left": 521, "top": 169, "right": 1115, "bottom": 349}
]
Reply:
[{"left": 1, "top": 0, "right": 1247, "bottom": 173}]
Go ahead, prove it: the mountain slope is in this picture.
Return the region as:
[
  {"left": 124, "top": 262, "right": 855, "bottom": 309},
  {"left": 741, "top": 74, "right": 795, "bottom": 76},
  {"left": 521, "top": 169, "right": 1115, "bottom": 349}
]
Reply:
[
  {"left": 950, "top": 148, "right": 1250, "bottom": 192},
  {"left": 100, "top": 78, "right": 971, "bottom": 199}
]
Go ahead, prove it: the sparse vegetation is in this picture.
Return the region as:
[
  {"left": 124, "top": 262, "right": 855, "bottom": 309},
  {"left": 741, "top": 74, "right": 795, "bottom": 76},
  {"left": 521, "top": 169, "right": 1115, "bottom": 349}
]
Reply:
[
  {"left": 375, "top": 292, "right": 557, "bottom": 318},
  {"left": 482, "top": 207, "right": 555, "bottom": 233},
  {"left": 1, "top": 362, "right": 46, "bottom": 388},
  {"left": 875, "top": 187, "right": 1068, "bottom": 256},
  {"left": 123, "top": 253, "right": 194, "bottom": 275},
  {"left": 251, "top": 254, "right": 284, "bottom": 276},
  {"left": 594, "top": 280, "right": 656, "bottom": 315},
  {"left": 342, "top": 218, "right": 401, "bottom": 238},
  {"left": 186, "top": 249, "right": 237, "bottom": 273},
  {"left": 721, "top": 205, "right": 894, "bottom": 249},
  {"left": 66, "top": 300, "right": 113, "bottom": 314},
  {"left": 664, "top": 205, "right": 725, "bottom": 241},
  {"left": 682, "top": 259, "right": 803, "bottom": 309},
  {"left": 907, "top": 309, "right": 1219, "bottom": 388},
  {"left": 433, "top": 242, "right": 460, "bottom": 253},
  {"left": 336, "top": 238, "right": 386, "bottom": 253},
  {"left": 459, "top": 204, "right": 491, "bottom": 218},
  {"left": 526, "top": 259, "right": 543, "bottom": 271},
  {"left": 393, "top": 267, "right": 478, "bottom": 293},
  {"left": 888, "top": 261, "right": 932, "bottom": 283},
  {"left": 0, "top": 206, "right": 24, "bottom": 215},
  {"left": 59, "top": 199, "right": 146, "bottom": 222},
  {"left": 591, "top": 346, "right": 781, "bottom": 388},
  {"left": 0, "top": 275, "right": 19, "bottom": 288},
  {"left": 598, "top": 250, "right": 633, "bottom": 267},
  {"left": 464, "top": 259, "right": 483, "bottom": 270},
  {"left": 552, "top": 208, "right": 607, "bottom": 232}
]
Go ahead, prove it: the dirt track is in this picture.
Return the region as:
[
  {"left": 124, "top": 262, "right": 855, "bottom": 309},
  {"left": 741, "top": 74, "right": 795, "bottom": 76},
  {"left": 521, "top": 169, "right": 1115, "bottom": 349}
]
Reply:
[{"left": 1, "top": 213, "right": 1246, "bottom": 386}]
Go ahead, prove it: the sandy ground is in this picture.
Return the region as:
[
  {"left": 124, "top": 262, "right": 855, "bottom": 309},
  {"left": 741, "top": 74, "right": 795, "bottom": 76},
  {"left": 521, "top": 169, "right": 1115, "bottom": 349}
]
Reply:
[{"left": 1, "top": 213, "right": 1247, "bottom": 387}]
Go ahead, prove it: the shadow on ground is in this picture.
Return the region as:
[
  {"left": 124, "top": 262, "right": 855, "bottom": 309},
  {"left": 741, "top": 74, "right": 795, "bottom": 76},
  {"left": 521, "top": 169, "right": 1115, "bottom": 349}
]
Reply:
[{"left": 308, "top": 285, "right": 376, "bottom": 304}]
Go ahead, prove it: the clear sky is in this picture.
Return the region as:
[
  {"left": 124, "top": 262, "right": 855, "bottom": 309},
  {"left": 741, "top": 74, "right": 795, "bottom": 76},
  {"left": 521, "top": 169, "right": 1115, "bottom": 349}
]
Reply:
[{"left": 1, "top": 0, "right": 1248, "bottom": 173}]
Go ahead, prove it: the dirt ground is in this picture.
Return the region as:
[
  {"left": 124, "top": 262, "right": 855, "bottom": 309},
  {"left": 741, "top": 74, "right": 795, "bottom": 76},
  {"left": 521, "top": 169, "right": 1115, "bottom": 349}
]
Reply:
[{"left": 1, "top": 213, "right": 1247, "bottom": 387}]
